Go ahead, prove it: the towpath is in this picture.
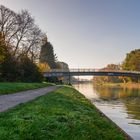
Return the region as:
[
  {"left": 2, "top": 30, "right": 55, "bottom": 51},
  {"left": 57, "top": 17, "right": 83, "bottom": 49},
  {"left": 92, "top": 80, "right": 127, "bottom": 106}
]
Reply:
[{"left": 0, "top": 86, "right": 60, "bottom": 112}]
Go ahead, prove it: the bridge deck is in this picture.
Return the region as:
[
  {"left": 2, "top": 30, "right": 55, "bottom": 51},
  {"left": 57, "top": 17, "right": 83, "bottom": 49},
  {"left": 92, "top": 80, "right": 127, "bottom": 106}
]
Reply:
[{"left": 43, "top": 69, "right": 140, "bottom": 77}]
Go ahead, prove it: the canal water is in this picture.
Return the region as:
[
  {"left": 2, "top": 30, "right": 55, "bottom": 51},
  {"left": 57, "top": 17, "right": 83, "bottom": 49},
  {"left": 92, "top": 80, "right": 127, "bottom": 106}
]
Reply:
[{"left": 73, "top": 83, "right": 140, "bottom": 140}]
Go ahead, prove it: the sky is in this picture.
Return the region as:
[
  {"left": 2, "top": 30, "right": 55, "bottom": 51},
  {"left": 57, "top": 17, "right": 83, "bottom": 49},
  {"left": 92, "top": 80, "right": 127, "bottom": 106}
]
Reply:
[{"left": 1, "top": 0, "right": 140, "bottom": 69}]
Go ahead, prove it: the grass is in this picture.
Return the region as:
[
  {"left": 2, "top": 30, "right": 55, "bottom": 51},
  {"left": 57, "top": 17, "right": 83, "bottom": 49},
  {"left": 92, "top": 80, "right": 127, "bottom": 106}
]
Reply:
[
  {"left": 0, "top": 86, "right": 127, "bottom": 140},
  {"left": 0, "top": 82, "right": 54, "bottom": 95}
]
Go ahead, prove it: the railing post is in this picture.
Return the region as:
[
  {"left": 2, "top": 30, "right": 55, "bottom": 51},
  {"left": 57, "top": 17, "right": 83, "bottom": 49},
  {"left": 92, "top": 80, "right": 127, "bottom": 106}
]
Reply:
[
  {"left": 137, "top": 76, "right": 140, "bottom": 83},
  {"left": 68, "top": 71, "right": 71, "bottom": 85}
]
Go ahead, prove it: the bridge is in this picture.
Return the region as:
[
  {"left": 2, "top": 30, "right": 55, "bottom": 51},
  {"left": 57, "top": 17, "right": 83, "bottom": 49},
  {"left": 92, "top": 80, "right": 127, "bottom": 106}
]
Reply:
[{"left": 43, "top": 69, "right": 140, "bottom": 77}]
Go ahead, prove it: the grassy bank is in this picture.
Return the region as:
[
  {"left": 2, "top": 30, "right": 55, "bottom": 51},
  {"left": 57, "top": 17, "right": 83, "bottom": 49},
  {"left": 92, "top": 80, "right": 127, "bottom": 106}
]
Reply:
[
  {"left": 0, "top": 86, "right": 127, "bottom": 140},
  {"left": 0, "top": 82, "right": 54, "bottom": 95}
]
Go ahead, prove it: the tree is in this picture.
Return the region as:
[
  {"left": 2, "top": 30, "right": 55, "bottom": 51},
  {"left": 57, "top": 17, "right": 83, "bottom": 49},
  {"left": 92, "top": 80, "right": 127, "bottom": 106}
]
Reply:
[
  {"left": 19, "top": 56, "right": 43, "bottom": 82},
  {"left": 40, "top": 37, "right": 57, "bottom": 69},
  {"left": 102, "top": 64, "right": 120, "bottom": 71},
  {"left": 122, "top": 49, "right": 140, "bottom": 71},
  {"left": 56, "top": 61, "right": 70, "bottom": 83},
  {"left": 0, "top": 5, "right": 44, "bottom": 61},
  {"left": 0, "top": 31, "right": 20, "bottom": 82},
  {"left": 0, "top": 32, "right": 8, "bottom": 63},
  {"left": 0, "top": 5, "right": 45, "bottom": 82},
  {"left": 0, "top": 5, "right": 17, "bottom": 41},
  {"left": 1, "top": 55, "right": 19, "bottom": 82},
  {"left": 93, "top": 64, "right": 123, "bottom": 84},
  {"left": 37, "top": 62, "right": 50, "bottom": 72},
  {"left": 122, "top": 49, "right": 140, "bottom": 82},
  {"left": 57, "top": 61, "right": 69, "bottom": 71},
  {"left": 13, "top": 10, "right": 44, "bottom": 61}
]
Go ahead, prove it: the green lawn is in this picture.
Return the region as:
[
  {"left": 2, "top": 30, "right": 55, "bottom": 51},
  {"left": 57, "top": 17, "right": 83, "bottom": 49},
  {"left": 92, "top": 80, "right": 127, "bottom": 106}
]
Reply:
[
  {"left": 0, "top": 86, "right": 127, "bottom": 140},
  {"left": 0, "top": 82, "right": 54, "bottom": 95}
]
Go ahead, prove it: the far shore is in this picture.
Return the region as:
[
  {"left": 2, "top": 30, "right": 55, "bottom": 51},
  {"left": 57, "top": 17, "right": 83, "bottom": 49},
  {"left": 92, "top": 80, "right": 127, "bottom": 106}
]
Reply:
[{"left": 94, "top": 82, "right": 140, "bottom": 89}]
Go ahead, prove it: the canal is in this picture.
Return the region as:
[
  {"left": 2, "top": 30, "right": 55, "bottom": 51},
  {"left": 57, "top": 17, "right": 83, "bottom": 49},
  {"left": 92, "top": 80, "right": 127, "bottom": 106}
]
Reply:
[{"left": 73, "top": 83, "right": 140, "bottom": 140}]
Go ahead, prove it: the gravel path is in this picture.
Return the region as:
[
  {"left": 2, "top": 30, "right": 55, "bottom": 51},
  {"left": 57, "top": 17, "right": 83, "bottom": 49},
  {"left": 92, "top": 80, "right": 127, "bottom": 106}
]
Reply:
[{"left": 0, "top": 86, "right": 60, "bottom": 112}]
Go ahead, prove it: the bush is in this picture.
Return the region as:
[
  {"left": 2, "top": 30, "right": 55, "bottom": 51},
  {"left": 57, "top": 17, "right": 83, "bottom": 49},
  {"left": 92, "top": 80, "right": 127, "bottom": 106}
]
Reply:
[{"left": 19, "top": 56, "right": 43, "bottom": 82}]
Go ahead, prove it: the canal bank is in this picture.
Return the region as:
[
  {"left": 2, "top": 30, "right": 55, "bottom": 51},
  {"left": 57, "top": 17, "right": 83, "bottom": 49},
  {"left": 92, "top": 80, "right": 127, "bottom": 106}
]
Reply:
[
  {"left": 0, "top": 85, "right": 127, "bottom": 140},
  {"left": 93, "top": 103, "right": 133, "bottom": 140},
  {"left": 74, "top": 83, "right": 140, "bottom": 140}
]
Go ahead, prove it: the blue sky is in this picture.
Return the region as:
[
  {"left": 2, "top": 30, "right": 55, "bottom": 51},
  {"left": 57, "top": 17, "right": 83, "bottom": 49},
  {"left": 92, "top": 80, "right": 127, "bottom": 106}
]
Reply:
[{"left": 1, "top": 0, "right": 140, "bottom": 68}]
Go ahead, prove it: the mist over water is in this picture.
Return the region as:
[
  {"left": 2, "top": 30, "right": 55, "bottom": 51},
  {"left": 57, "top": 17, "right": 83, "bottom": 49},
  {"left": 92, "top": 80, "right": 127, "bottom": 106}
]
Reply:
[{"left": 74, "top": 83, "right": 140, "bottom": 140}]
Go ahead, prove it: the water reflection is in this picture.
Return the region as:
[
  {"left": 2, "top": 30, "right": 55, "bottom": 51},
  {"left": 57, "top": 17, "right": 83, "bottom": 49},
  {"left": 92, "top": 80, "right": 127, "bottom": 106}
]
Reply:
[
  {"left": 74, "top": 83, "right": 140, "bottom": 140},
  {"left": 94, "top": 86, "right": 140, "bottom": 100},
  {"left": 94, "top": 86, "right": 140, "bottom": 121}
]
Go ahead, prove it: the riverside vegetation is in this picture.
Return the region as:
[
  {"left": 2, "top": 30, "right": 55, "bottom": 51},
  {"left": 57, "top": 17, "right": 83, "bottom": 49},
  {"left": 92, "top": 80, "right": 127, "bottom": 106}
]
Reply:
[
  {"left": 0, "top": 86, "right": 127, "bottom": 140},
  {"left": 0, "top": 5, "right": 69, "bottom": 84},
  {"left": 93, "top": 49, "right": 140, "bottom": 85}
]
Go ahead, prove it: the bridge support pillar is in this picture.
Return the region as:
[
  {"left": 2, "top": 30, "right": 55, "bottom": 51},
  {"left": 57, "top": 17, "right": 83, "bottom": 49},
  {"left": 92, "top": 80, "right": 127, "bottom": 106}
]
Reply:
[
  {"left": 137, "top": 76, "right": 140, "bottom": 83},
  {"left": 68, "top": 72, "right": 71, "bottom": 85}
]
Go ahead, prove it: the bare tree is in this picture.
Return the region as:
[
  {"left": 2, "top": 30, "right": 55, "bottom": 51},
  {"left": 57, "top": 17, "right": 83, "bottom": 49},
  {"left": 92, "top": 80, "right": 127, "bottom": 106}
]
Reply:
[
  {"left": 0, "top": 5, "right": 45, "bottom": 61},
  {"left": 0, "top": 5, "right": 18, "bottom": 44}
]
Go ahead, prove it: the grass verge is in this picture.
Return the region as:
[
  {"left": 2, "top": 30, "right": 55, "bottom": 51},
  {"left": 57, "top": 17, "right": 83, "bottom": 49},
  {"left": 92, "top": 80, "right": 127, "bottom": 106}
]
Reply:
[
  {"left": 0, "top": 86, "right": 127, "bottom": 140},
  {"left": 0, "top": 82, "right": 54, "bottom": 95}
]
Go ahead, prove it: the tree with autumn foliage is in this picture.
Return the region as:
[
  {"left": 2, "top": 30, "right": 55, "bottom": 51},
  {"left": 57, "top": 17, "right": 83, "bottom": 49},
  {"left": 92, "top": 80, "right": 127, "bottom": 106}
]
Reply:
[
  {"left": 37, "top": 63, "right": 50, "bottom": 72},
  {"left": 122, "top": 49, "right": 140, "bottom": 82},
  {"left": 122, "top": 49, "right": 140, "bottom": 71}
]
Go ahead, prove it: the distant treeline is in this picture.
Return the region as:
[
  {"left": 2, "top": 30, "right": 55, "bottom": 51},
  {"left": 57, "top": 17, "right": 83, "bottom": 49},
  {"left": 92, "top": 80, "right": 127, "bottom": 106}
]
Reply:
[
  {"left": 0, "top": 5, "right": 69, "bottom": 83},
  {"left": 93, "top": 49, "right": 140, "bottom": 83}
]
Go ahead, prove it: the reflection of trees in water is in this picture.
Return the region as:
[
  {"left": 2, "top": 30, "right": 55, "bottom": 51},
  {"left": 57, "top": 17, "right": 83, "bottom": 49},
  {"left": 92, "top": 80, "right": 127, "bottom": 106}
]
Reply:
[
  {"left": 94, "top": 86, "right": 140, "bottom": 120},
  {"left": 94, "top": 86, "right": 140, "bottom": 100},
  {"left": 123, "top": 98, "right": 140, "bottom": 120}
]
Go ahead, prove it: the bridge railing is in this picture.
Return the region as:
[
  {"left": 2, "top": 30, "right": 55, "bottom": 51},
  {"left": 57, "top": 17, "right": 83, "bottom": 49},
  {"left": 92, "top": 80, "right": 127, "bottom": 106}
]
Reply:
[
  {"left": 44, "top": 69, "right": 140, "bottom": 74},
  {"left": 45, "top": 69, "right": 98, "bottom": 72}
]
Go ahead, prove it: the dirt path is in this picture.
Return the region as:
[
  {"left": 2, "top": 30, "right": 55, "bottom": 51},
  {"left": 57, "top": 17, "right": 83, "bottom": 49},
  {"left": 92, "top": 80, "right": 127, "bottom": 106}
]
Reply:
[{"left": 0, "top": 86, "right": 60, "bottom": 112}]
